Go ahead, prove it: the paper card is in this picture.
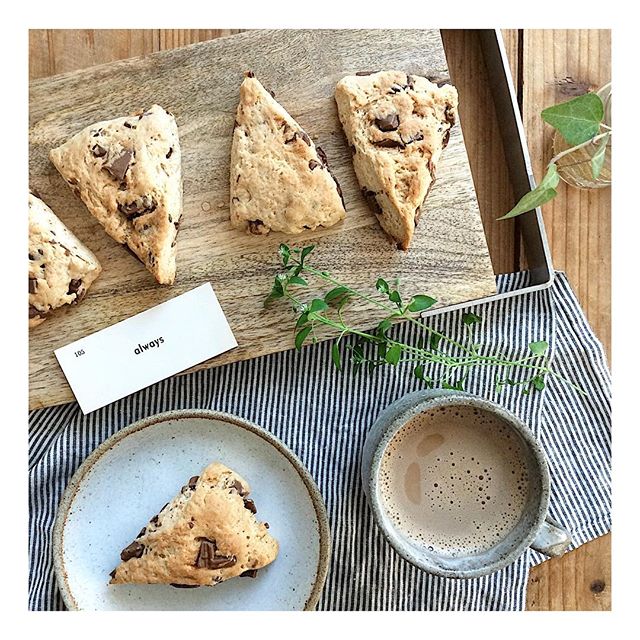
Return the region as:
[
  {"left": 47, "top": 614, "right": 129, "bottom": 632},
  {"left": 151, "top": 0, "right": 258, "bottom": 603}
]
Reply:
[{"left": 55, "top": 283, "right": 237, "bottom": 414}]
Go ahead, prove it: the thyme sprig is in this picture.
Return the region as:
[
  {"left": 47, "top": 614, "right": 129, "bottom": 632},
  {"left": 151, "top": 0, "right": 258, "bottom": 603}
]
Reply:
[{"left": 266, "top": 244, "right": 584, "bottom": 396}]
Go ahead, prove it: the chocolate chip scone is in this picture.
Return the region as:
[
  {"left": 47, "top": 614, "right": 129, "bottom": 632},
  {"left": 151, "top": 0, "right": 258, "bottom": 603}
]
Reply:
[
  {"left": 28, "top": 193, "right": 102, "bottom": 328},
  {"left": 230, "top": 72, "right": 346, "bottom": 235},
  {"left": 109, "top": 462, "right": 278, "bottom": 587},
  {"left": 49, "top": 105, "right": 182, "bottom": 285},
  {"left": 335, "top": 71, "right": 458, "bottom": 249}
]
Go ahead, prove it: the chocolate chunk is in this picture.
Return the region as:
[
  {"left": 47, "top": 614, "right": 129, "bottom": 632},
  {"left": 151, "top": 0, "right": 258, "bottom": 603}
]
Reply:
[
  {"left": 316, "top": 146, "right": 328, "bottom": 166},
  {"left": 356, "top": 70, "right": 378, "bottom": 76},
  {"left": 233, "top": 120, "right": 239, "bottom": 132},
  {"left": 243, "top": 498, "right": 257, "bottom": 514},
  {"left": 120, "top": 541, "right": 145, "bottom": 561},
  {"left": 123, "top": 121, "right": 135, "bottom": 129},
  {"left": 285, "top": 132, "right": 298, "bottom": 144},
  {"left": 268, "top": 88, "right": 276, "bottom": 98},
  {"left": 67, "top": 178, "right": 78, "bottom": 186},
  {"left": 29, "top": 277, "right": 37, "bottom": 294},
  {"left": 187, "top": 476, "right": 199, "bottom": 490},
  {"left": 232, "top": 479, "right": 248, "bottom": 496},
  {"left": 170, "top": 583, "right": 200, "bottom": 589},
  {"left": 442, "top": 128, "right": 451, "bottom": 148},
  {"left": 264, "top": 522, "right": 270, "bottom": 529},
  {"left": 67, "top": 279, "right": 82, "bottom": 296},
  {"left": 444, "top": 104, "right": 456, "bottom": 126},
  {"left": 29, "top": 305, "right": 43, "bottom": 319},
  {"left": 240, "top": 569, "right": 258, "bottom": 578},
  {"left": 117, "top": 195, "right": 157, "bottom": 219},
  {"left": 166, "top": 147, "right": 173, "bottom": 159},
  {"left": 248, "top": 220, "right": 268, "bottom": 235},
  {"left": 374, "top": 138, "right": 405, "bottom": 149},
  {"left": 406, "top": 74, "right": 415, "bottom": 90},
  {"left": 362, "top": 188, "right": 383, "bottom": 215},
  {"left": 38, "top": 248, "right": 44, "bottom": 256},
  {"left": 109, "top": 569, "right": 117, "bottom": 579},
  {"left": 245, "top": 70, "right": 255, "bottom": 78},
  {"left": 136, "top": 527, "right": 147, "bottom": 538},
  {"left": 300, "top": 131, "right": 311, "bottom": 146},
  {"left": 330, "top": 172, "right": 345, "bottom": 208},
  {"left": 106, "top": 150, "right": 132, "bottom": 181},
  {"left": 92, "top": 144, "right": 107, "bottom": 158},
  {"left": 389, "top": 83, "right": 405, "bottom": 94},
  {"left": 309, "top": 160, "right": 321, "bottom": 171},
  {"left": 195, "top": 538, "right": 237, "bottom": 570},
  {"left": 29, "top": 253, "right": 35, "bottom": 261},
  {"left": 375, "top": 113, "right": 400, "bottom": 132}
]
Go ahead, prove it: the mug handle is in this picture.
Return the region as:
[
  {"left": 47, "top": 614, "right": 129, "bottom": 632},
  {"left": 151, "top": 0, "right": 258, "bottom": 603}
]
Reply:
[{"left": 530, "top": 516, "right": 572, "bottom": 557}]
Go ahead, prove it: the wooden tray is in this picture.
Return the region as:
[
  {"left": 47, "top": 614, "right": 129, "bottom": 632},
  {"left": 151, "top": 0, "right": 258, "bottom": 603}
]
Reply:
[{"left": 29, "top": 29, "right": 496, "bottom": 410}]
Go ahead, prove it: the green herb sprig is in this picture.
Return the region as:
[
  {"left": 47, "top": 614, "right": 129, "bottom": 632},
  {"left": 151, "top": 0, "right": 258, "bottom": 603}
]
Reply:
[
  {"left": 266, "top": 244, "right": 584, "bottom": 396},
  {"left": 499, "top": 87, "right": 611, "bottom": 220}
]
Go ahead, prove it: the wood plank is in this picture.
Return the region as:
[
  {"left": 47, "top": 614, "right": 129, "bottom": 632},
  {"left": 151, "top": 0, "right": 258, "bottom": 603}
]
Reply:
[
  {"left": 519, "top": 29, "right": 611, "bottom": 611},
  {"left": 28, "top": 29, "right": 496, "bottom": 410}
]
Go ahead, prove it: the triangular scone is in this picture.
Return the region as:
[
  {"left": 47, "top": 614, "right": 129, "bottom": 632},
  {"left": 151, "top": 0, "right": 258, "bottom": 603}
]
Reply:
[
  {"left": 109, "top": 462, "right": 278, "bottom": 587},
  {"left": 230, "top": 72, "right": 346, "bottom": 235},
  {"left": 29, "top": 193, "right": 102, "bottom": 328},
  {"left": 49, "top": 105, "right": 182, "bottom": 284},
  {"left": 335, "top": 71, "right": 458, "bottom": 249}
]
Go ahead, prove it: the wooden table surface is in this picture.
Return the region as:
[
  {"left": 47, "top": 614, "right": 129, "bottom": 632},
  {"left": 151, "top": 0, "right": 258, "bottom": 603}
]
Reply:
[{"left": 28, "top": 28, "right": 611, "bottom": 611}]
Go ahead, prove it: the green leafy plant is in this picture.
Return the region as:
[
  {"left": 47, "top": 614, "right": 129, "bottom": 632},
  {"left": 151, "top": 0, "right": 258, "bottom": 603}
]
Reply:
[
  {"left": 499, "top": 88, "right": 611, "bottom": 220},
  {"left": 266, "top": 244, "right": 584, "bottom": 395}
]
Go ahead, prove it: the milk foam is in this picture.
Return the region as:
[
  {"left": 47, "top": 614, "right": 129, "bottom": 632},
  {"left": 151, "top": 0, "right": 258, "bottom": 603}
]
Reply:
[{"left": 379, "top": 405, "right": 530, "bottom": 557}]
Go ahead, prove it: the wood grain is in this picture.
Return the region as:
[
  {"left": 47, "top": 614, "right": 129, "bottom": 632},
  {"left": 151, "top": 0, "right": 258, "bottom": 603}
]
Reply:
[
  {"left": 28, "top": 28, "right": 611, "bottom": 612},
  {"left": 28, "top": 29, "right": 496, "bottom": 410}
]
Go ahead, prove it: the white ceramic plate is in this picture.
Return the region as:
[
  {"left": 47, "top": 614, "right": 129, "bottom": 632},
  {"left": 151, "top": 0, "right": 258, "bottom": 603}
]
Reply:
[{"left": 53, "top": 410, "right": 330, "bottom": 610}]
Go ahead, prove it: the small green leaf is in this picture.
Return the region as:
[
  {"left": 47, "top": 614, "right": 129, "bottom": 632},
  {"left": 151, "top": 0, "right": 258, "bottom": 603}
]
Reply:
[
  {"left": 385, "top": 344, "right": 402, "bottom": 365},
  {"left": 408, "top": 295, "right": 437, "bottom": 313},
  {"left": 331, "top": 343, "right": 341, "bottom": 370},
  {"left": 308, "top": 298, "right": 329, "bottom": 314},
  {"left": 377, "top": 319, "right": 392, "bottom": 335},
  {"left": 377, "top": 341, "right": 388, "bottom": 359},
  {"left": 376, "top": 278, "right": 390, "bottom": 294},
  {"left": 389, "top": 290, "right": 402, "bottom": 307},
  {"left": 288, "top": 275, "right": 308, "bottom": 287},
  {"left": 278, "top": 244, "right": 291, "bottom": 266},
  {"left": 414, "top": 364, "right": 424, "bottom": 380},
  {"left": 529, "top": 341, "right": 549, "bottom": 356},
  {"left": 442, "top": 380, "right": 465, "bottom": 391},
  {"left": 541, "top": 92, "right": 604, "bottom": 146},
  {"left": 590, "top": 133, "right": 609, "bottom": 179},
  {"left": 295, "top": 313, "right": 309, "bottom": 329},
  {"left": 300, "top": 245, "right": 315, "bottom": 261},
  {"left": 429, "top": 332, "right": 441, "bottom": 351},
  {"left": 462, "top": 312, "right": 482, "bottom": 326},
  {"left": 498, "top": 164, "right": 560, "bottom": 220},
  {"left": 295, "top": 326, "right": 312, "bottom": 350},
  {"left": 325, "top": 286, "right": 350, "bottom": 302},
  {"left": 531, "top": 375, "right": 546, "bottom": 391}
]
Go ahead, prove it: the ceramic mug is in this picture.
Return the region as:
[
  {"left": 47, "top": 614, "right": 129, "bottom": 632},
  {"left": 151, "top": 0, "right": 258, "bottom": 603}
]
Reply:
[{"left": 361, "top": 389, "right": 572, "bottom": 579}]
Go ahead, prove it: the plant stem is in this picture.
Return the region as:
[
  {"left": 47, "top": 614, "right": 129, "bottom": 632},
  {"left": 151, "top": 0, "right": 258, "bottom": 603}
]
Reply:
[{"left": 550, "top": 131, "right": 609, "bottom": 166}]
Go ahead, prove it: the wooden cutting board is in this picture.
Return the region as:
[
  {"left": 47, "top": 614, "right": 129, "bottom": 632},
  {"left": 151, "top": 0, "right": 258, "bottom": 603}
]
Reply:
[{"left": 29, "top": 29, "right": 496, "bottom": 410}]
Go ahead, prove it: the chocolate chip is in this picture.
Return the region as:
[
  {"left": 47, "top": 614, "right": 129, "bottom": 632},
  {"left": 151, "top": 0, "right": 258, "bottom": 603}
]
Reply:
[
  {"left": 375, "top": 113, "right": 400, "bottom": 132},
  {"left": 406, "top": 74, "right": 415, "bottom": 90},
  {"left": 248, "top": 220, "right": 268, "bottom": 235},
  {"left": 29, "top": 305, "right": 43, "bottom": 319},
  {"left": 92, "top": 144, "right": 107, "bottom": 158},
  {"left": 388, "top": 84, "right": 404, "bottom": 94},
  {"left": 362, "top": 188, "right": 383, "bottom": 215},
  {"left": 356, "top": 70, "right": 378, "bottom": 76},
  {"left": 300, "top": 131, "right": 311, "bottom": 146},
  {"left": 29, "top": 253, "right": 35, "bottom": 261},
  {"left": 232, "top": 479, "right": 248, "bottom": 496},
  {"left": 166, "top": 147, "right": 173, "bottom": 159},
  {"left": 444, "top": 104, "right": 456, "bottom": 126},
  {"left": 331, "top": 173, "right": 345, "bottom": 208},
  {"left": 109, "top": 569, "right": 117, "bottom": 579},
  {"left": 285, "top": 132, "right": 298, "bottom": 144},
  {"left": 29, "top": 277, "right": 37, "bottom": 294},
  {"left": 316, "top": 146, "right": 328, "bottom": 166},
  {"left": 120, "top": 541, "right": 145, "bottom": 561},
  {"left": 268, "top": 88, "right": 276, "bottom": 98},
  {"left": 106, "top": 150, "right": 132, "bottom": 181},
  {"left": 117, "top": 195, "right": 157, "bottom": 219},
  {"left": 123, "top": 121, "right": 135, "bottom": 129},
  {"left": 170, "top": 583, "right": 200, "bottom": 589},
  {"left": 136, "top": 527, "right": 146, "bottom": 538},
  {"left": 264, "top": 522, "right": 270, "bottom": 529},
  {"left": 309, "top": 160, "right": 321, "bottom": 171},
  {"left": 188, "top": 521, "right": 194, "bottom": 528},
  {"left": 38, "top": 248, "right": 44, "bottom": 256},
  {"left": 195, "top": 538, "right": 237, "bottom": 570},
  {"left": 188, "top": 476, "right": 199, "bottom": 490},
  {"left": 240, "top": 569, "right": 258, "bottom": 578},
  {"left": 374, "top": 138, "right": 405, "bottom": 149},
  {"left": 67, "top": 279, "right": 82, "bottom": 296},
  {"left": 67, "top": 178, "right": 78, "bottom": 186},
  {"left": 246, "top": 70, "right": 255, "bottom": 78},
  {"left": 233, "top": 120, "right": 239, "bottom": 132},
  {"left": 243, "top": 498, "right": 257, "bottom": 514},
  {"left": 442, "top": 129, "right": 451, "bottom": 148}
]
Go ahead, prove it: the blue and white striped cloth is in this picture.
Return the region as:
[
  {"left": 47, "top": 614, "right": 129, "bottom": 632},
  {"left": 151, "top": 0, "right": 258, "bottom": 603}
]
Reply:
[{"left": 28, "top": 271, "right": 611, "bottom": 610}]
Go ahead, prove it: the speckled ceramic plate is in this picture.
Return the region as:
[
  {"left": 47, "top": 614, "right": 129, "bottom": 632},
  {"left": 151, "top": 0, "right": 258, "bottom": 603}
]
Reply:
[{"left": 53, "top": 410, "right": 330, "bottom": 610}]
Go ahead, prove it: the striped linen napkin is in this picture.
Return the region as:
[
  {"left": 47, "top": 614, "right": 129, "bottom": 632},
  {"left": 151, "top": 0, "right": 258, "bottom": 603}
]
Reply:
[{"left": 28, "top": 271, "right": 611, "bottom": 610}]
